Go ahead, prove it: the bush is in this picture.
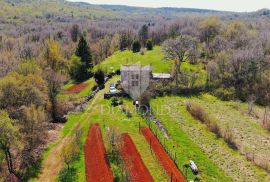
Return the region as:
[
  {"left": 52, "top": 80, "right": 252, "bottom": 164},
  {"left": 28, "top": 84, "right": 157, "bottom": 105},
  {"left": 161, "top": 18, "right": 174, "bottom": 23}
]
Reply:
[
  {"left": 94, "top": 69, "right": 105, "bottom": 86},
  {"left": 186, "top": 101, "right": 221, "bottom": 137},
  {"left": 186, "top": 101, "right": 207, "bottom": 123},
  {"left": 118, "top": 100, "right": 123, "bottom": 105},
  {"left": 122, "top": 107, "right": 132, "bottom": 118},
  {"left": 111, "top": 97, "right": 119, "bottom": 107},
  {"left": 213, "top": 87, "right": 235, "bottom": 101},
  {"left": 209, "top": 121, "right": 221, "bottom": 137},
  {"left": 146, "top": 39, "right": 153, "bottom": 50},
  {"left": 91, "top": 85, "right": 98, "bottom": 91},
  {"left": 224, "top": 127, "right": 237, "bottom": 150},
  {"left": 115, "top": 70, "right": 121, "bottom": 75},
  {"left": 132, "top": 40, "right": 141, "bottom": 53},
  {"left": 98, "top": 84, "right": 105, "bottom": 90}
]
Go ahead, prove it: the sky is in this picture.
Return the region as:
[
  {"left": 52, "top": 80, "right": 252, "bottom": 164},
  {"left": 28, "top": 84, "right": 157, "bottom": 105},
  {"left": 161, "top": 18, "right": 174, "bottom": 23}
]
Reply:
[{"left": 68, "top": 0, "right": 270, "bottom": 12}]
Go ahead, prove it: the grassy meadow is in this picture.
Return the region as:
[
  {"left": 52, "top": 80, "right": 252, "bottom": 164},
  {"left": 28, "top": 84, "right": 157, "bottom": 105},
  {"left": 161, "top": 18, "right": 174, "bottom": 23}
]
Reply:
[{"left": 150, "top": 95, "right": 270, "bottom": 182}]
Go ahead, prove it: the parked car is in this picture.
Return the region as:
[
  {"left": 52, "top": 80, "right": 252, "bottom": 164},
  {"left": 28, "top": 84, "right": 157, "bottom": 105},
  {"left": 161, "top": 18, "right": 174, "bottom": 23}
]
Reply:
[{"left": 109, "top": 83, "right": 117, "bottom": 93}]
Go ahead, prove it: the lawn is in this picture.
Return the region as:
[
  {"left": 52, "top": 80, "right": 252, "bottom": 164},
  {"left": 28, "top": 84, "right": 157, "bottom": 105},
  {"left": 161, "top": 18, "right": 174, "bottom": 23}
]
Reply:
[
  {"left": 94, "top": 46, "right": 206, "bottom": 83},
  {"left": 150, "top": 95, "right": 270, "bottom": 182},
  {"left": 94, "top": 46, "right": 172, "bottom": 73}
]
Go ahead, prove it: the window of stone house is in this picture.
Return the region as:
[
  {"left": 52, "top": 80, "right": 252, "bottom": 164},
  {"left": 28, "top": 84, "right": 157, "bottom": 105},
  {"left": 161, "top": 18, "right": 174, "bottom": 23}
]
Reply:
[
  {"left": 132, "top": 81, "right": 139, "bottom": 86},
  {"left": 131, "top": 74, "right": 139, "bottom": 80}
]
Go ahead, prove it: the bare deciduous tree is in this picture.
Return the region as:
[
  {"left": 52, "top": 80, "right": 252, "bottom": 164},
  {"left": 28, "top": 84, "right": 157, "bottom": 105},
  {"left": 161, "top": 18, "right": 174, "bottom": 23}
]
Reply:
[{"left": 162, "top": 35, "right": 198, "bottom": 85}]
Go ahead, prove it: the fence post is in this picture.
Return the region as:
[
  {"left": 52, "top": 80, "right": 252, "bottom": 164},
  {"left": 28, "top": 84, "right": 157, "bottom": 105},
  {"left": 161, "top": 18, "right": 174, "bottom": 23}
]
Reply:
[{"left": 150, "top": 139, "right": 152, "bottom": 154}]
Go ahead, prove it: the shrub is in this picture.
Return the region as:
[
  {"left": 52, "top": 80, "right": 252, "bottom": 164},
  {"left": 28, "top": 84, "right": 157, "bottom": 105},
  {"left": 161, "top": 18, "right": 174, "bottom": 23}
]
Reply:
[
  {"left": 91, "top": 85, "right": 98, "bottom": 91},
  {"left": 186, "top": 101, "right": 221, "bottom": 137},
  {"left": 94, "top": 69, "right": 105, "bottom": 86},
  {"left": 118, "top": 100, "right": 123, "bottom": 105},
  {"left": 146, "top": 39, "right": 153, "bottom": 50},
  {"left": 224, "top": 127, "right": 237, "bottom": 150},
  {"left": 122, "top": 107, "right": 132, "bottom": 118},
  {"left": 111, "top": 97, "right": 119, "bottom": 107},
  {"left": 98, "top": 84, "right": 105, "bottom": 90},
  {"left": 213, "top": 87, "right": 235, "bottom": 101},
  {"left": 209, "top": 121, "right": 221, "bottom": 138},
  {"left": 115, "top": 69, "right": 121, "bottom": 75},
  {"left": 186, "top": 101, "right": 207, "bottom": 123},
  {"left": 132, "top": 40, "right": 141, "bottom": 53}
]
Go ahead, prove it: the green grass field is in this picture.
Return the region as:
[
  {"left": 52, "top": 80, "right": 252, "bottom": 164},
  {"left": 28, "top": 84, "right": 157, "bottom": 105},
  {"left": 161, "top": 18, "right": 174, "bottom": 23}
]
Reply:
[
  {"left": 95, "top": 46, "right": 205, "bottom": 75},
  {"left": 94, "top": 46, "right": 172, "bottom": 73},
  {"left": 185, "top": 94, "right": 270, "bottom": 173},
  {"left": 150, "top": 95, "right": 270, "bottom": 182}
]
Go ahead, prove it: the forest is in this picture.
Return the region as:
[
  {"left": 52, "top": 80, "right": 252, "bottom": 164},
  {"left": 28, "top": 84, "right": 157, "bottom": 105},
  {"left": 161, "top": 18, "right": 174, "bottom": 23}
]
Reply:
[{"left": 0, "top": 0, "right": 270, "bottom": 181}]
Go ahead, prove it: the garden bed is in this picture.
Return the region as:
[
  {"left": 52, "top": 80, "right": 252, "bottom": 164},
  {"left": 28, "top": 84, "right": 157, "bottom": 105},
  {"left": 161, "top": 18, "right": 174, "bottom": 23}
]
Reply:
[
  {"left": 84, "top": 124, "right": 113, "bottom": 182},
  {"left": 141, "top": 127, "right": 186, "bottom": 182},
  {"left": 120, "top": 133, "right": 154, "bottom": 182},
  {"left": 64, "top": 83, "right": 88, "bottom": 94}
]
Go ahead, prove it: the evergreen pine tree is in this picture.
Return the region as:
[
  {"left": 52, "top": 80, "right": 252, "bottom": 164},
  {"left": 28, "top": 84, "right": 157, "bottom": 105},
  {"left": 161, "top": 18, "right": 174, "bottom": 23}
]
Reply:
[{"left": 74, "top": 36, "right": 93, "bottom": 81}]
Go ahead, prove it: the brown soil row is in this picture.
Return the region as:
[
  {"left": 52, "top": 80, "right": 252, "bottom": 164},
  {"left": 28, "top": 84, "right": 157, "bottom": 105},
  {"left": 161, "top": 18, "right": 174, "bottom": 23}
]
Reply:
[
  {"left": 141, "top": 127, "right": 186, "bottom": 182},
  {"left": 120, "top": 133, "right": 154, "bottom": 182},
  {"left": 64, "top": 83, "right": 88, "bottom": 94},
  {"left": 84, "top": 124, "right": 113, "bottom": 182}
]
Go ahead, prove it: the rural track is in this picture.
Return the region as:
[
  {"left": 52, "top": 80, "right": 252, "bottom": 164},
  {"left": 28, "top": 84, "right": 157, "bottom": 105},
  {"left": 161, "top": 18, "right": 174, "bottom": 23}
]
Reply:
[{"left": 35, "top": 87, "right": 102, "bottom": 182}]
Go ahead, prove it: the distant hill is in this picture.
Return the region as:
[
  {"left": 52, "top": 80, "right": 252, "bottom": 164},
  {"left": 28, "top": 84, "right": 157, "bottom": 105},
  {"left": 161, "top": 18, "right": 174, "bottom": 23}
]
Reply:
[
  {"left": 100, "top": 4, "right": 226, "bottom": 14},
  {"left": 0, "top": 0, "right": 269, "bottom": 22}
]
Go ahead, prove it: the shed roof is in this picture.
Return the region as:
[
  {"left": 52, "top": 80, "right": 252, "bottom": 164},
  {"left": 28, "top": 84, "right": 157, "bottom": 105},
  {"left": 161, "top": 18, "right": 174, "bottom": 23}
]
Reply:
[{"left": 152, "top": 73, "right": 171, "bottom": 79}]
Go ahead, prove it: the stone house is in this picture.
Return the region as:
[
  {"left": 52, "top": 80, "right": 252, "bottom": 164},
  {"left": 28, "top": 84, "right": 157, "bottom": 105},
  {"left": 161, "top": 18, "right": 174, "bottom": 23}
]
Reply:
[{"left": 121, "top": 64, "right": 171, "bottom": 100}]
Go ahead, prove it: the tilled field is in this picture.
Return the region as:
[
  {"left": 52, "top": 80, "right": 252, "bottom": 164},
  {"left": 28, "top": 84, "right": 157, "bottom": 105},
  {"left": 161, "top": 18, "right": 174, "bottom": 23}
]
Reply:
[
  {"left": 141, "top": 127, "right": 186, "bottom": 182},
  {"left": 65, "top": 83, "right": 88, "bottom": 94},
  {"left": 120, "top": 133, "right": 154, "bottom": 182},
  {"left": 84, "top": 124, "right": 113, "bottom": 182}
]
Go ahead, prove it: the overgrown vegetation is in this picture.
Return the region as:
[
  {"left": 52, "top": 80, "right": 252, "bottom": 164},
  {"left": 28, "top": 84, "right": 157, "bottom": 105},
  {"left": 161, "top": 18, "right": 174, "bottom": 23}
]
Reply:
[
  {"left": 185, "top": 101, "right": 221, "bottom": 138},
  {"left": 105, "top": 127, "right": 130, "bottom": 182}
]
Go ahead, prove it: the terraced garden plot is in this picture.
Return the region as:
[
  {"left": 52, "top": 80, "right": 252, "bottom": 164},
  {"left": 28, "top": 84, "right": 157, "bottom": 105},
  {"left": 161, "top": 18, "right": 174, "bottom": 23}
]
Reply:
[
  {"left": 150, "top": 96, "right": 270, "bottom": 182},
  {"left": 120, "top": 133, "right": 154, "bottom": 182},
  {"left": 141, "top": 127, "right": 186, "bottom": 182},
  {"left": 186, "top": 94, "right": 270, "bottom": 171},
  {"left": 84, "top": 124, "right": 113, "bottom": 182},
  {"left": 64, "top": 83, "right": 88, "bottom": 94},
  {"left": 63, "top": 78, "right": 96, "bottom": 97}
]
